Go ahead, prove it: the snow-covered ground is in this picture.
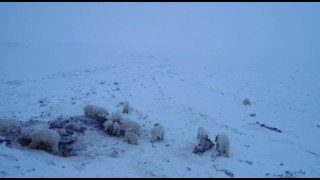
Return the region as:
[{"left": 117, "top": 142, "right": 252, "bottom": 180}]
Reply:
[{"left": 1, "top": 2, "right": 320, "bottom": 178}]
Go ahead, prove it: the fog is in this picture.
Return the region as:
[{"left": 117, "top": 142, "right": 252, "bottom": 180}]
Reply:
[{"left": 1, "top": 2, "right": 319, "bottom": 58}]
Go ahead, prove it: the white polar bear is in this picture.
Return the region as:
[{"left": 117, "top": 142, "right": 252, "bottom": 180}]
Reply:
[
  {"left": 112, "top": 112, "right": 122, "bottom": 123},
  {"left": 29, "top": 129, "right": 61, "bottom": 155},
  {"left": 125, "top": 128, "right": 138, "bottom": 145},
  {"left": 151, "top": 124, "right": 164, "bottom": 142},
  {"left": 215, "top": 132, "right": 230, "bottom": 157},
  {"left": 84, "top": 105, "right": 109, "bottom": 117},
  {"left": 103, "top": 120, "right": 113, "bottom": 133},
  {"left": 0, "top": 118, "right": 22, "bottom": 136},
  {"left": 197, "top": 127, "right": 208, "bottom": 140},
  {"left": 120, "top": 119, "right": 141, "bottom": 136},
  {"left": 112, "top": 122, "right": 120, "bottom": 136},
  {"left": 123, "top": 101, "right": 130, "bottom": 114}
]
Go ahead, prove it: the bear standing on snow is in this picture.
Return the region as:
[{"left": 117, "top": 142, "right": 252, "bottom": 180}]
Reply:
[
  {"left": 125, "top": 128, "right": 138, "bottom": 145},
  {"left": 111, "top": 112, "right": 122, "bottom": 123},
  {"left": 103, "top": 120, "right": 113, "bottom": 133},
  {"left": 197, "top": 127, "right": 208, "bottom": 140},
  {"left": 112, "top": 122, "right": 121, "bottom": 136},
  {"left": 0, "top": 118, "right": 22, "bottom": 137},
  {"left": 84, "top": 105, "right": 109, "bottom": 117},
  {"left": 29, "top": 128, "right": 61, "bottom": 155},
  {"left": 120, "top": 119, "right": 141, "bottom": 136},
  {"left": 150, "top": 124, "right": 164, "bottom": 142},
  {"left": 123, "top": 101, "right": 130, "bottom": 114},
  {"left": 215, "top": 132, "right": 230, "bottom": 157}
]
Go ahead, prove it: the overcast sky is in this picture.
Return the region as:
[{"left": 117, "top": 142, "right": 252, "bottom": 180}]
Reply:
[{"left": 1, "top": 2, "right": 319, "bottom": 59}]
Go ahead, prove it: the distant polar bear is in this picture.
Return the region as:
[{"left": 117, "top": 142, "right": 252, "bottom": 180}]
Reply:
[
  {"left": 29, "top": 129, "right": 61, "bottom": 155},
  {"left": 103, "top": 120, "right": 113, "bottom": 133},
  {"left": 84, "top": 105, "right": 109, "bottom": 117},
  {"left": 151, "top": 124, "right": 164, "bottom": 142},
  {"left": 215, "top": 132, "right": 230, "bottom": 157},
  {"left": 120, "top": 119, "right": 141, "bottom": 136},
  {"left": 112, "top": 122, "right": 120, "bottom": 136},
  {"left": 0, "top": 118, "right": 22, "bottom": 136},
  {"left": 197, "top": 127, "right": 208, "bottom": 140},
  {"left": 123, "top": 101, "right": 130, "bottom": 114},
  {"left": 125, "top": 128, "right": 138, "bottom": 145}
]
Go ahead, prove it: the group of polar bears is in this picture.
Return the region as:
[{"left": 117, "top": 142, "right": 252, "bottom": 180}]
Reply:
[
  {"left": 198, "top": 127, "right": 230, "bottom": 157},
  {"left": 0, "top": 118, "right": 61, "bottom": 154},
  {"left": 85, "top": 103, "right": 165, "bottom": 145},
  {"left": 0, "top": 101, "right": 230, "bottom": 158}
]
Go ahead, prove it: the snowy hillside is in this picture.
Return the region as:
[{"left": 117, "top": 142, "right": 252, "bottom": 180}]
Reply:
[{"left": 1, "top": 2, "right": 320, "bottom": 178}]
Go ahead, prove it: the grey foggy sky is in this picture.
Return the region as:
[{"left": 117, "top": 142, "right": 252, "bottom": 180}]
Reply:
[{"left": 1, "top": 2, "right": 320, "bottom": 59}]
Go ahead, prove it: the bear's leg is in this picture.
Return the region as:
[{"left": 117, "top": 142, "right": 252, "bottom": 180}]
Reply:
[
  {"left": 29, "top": 140, "right": 40, "bottom": 149},
  {"left": 51, "top": 144, "right": 59, "bottom": 155},
  {"left": 161, "top": 133, "right": 164, "bottom": 141}
]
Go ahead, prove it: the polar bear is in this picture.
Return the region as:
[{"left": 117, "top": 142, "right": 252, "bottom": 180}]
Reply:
[
  {"left": 103, "top": 120, "right": 113, "bottom": 133},
  {"left": 84, "top": 105, "right": 109, "bottom": 117},
  {"left": 29, "top": 129, "right": 61, "bottom": 155},
  {"left": 0, "top": 118, "right": 22, "bottom": 136},
  {"left": 112, "top": 122, "right": 120, "bottom": 136},
  {"left": 197, "top": 127, "right": 208, "bottom": 140},
  {"left": 120, "top": 119, "right": 141, "bottom": 136},
  {"left": 215, "top": 132, "right": 230, "bottom": 157},
  {"left": 112, "top": 112, "right": 122, "bottom": 123},
  {"left": 123, "top": 101, "right": 130, "bottom": 114},
  {"left": 151, "top": 124, "right": 164, "bottom": 142},
  {"left": 125, "top": 128, "right": 138, "bottom": 145}
]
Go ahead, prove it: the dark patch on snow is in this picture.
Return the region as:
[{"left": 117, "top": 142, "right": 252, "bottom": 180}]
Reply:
[
  {"left": 256, "top": 121, "right": 282, "bottom": 133},
  {"left": 0, "top": 170, "right": 8, "bottom": 177},
  {"left": 266, "top": 170, "right": 306, "bottom": 178},
  {"left": 193, "top": 137, "right": 214, "bottom": 155},
  {"left": 302, "top": 148, "right": 320, "bottom": 157},
  {"left": 249, "top": 113, "right": 256, "bottom": 117},
  {"left": 0, "top": 154, "right": 18, "bottom": 162},
  {"left": 238, "top": 159, "right": 253, "bottom": 165},
  {"left": 243, "top": 98, "right": 251, "bottom": 105},
  {"left": 0, "top": 136, "right": 12, "bottom": 147},
  {"left": 213, "top": 165, "right": 234, "bottom": 177},
  {"left": 6, "top": 80, "right": 22, "bottom": 85}
]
